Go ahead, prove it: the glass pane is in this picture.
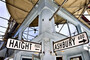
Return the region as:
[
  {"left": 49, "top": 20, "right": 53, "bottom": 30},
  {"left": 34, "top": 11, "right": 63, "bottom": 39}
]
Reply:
[
  {"left": 34, "top": 58, "right": 40, "bottom": 60},
  {"left": 22, "top": 58, "right": 32, "bottom": 60},
  {"left": 70, "top": 56, "right": 82, "bottom": 60}
]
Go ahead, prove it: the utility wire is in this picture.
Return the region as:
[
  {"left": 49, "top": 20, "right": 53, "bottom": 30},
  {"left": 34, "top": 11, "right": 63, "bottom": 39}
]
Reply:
[
  {"left": 59, "top": 23, "right": 65, "bottom": 33},
  {"left": 0, "top": 16, "right": 26, "bottom": 21},
  {"left": 49, "top": 0, "right": 67, "bottom": 21},
  {"left": 67, "top": 21, "right": 72, "bottom": 37},
  {"left": 0, "top": 31, "right": 5, "bottom": 33},
  {"left": 56, "top": 32, "right": 69, "bottom": 37},
  {"left": 49, "top": 0, "right": 89, "bottom": 21},
  {"left": 0, "top": 35, "right": 4, "bottom": 37},
  {"left": 0, "top": 26, "right": 7, "bottom": 29},
  {"left": 0, "top": 17, "right": 9, "bottom": 21}
]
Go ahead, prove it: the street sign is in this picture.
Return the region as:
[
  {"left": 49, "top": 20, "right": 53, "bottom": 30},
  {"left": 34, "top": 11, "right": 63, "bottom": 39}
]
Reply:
[
  {"left": 54, "top": 32, "right": 89, "bottom": 51},
  {"left": 6, "top": 39, "right": 42, "bottom": 52}
]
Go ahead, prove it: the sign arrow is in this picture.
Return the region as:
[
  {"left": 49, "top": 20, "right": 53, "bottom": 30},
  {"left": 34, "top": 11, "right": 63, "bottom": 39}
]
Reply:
[{"left": 79, "top": 39, "right": 86, "bottom": 43}]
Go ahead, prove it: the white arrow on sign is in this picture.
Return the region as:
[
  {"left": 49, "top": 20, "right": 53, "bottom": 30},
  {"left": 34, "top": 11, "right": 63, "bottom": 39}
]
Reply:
[
  {"left": 54, "top": 32, "right": 89, "bottom": 51},
  {"left": 6, "top": 39, "right": 42, "bottom": 52}
]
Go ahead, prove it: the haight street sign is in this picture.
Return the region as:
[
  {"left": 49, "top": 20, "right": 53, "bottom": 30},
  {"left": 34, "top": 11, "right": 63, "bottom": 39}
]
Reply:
[
  {"left": 54, "top": 32, "right": 89, "bottom": 51},
  {"left": 6, "top": 39, "right": 42, "bottom": 52}
]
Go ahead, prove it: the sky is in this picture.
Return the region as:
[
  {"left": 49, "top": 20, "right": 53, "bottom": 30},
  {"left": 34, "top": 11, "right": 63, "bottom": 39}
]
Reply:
[
  {"left": 84, "top": 11, "right": 90, "bottom": 21},
  {"left": 0, "top": 1, "right": 10, "bottom": 40}
]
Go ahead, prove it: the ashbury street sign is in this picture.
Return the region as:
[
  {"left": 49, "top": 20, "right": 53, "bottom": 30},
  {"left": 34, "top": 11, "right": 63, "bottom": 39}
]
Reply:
[
  {"left": 54, "top": 32, "right": 89, "bottom": 51},
  {"left": 6, "top": 39, "right": 42, "bottom": 52}
]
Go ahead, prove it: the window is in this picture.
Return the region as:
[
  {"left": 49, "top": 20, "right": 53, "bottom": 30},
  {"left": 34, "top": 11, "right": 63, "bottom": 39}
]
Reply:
[
  {"left": 56, "top": 57, "right": 62, "bottom": 60},
  {"left": 22, "top": 58, "right": 32, "bottom": 60},
  {"left": 70, "top": 56, "right": 82, "bottom": 60}
]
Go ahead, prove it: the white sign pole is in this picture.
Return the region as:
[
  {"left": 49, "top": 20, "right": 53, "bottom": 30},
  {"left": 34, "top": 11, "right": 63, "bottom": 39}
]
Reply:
[
  {"left": 6, "top": 39, "right": 42, "bottom": 52},
  {"left": 54, "top": 32, "right": 89, "bottom": 51}
]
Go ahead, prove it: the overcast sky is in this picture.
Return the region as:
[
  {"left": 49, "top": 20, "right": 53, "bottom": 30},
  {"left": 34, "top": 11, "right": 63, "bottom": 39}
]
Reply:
[{"left": 0, "top": 1, "right": 10, "bottom": 40}]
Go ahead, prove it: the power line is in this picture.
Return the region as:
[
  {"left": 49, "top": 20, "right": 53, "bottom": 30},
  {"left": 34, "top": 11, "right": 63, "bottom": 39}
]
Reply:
[
  {"left": 0, "top": 35, "right": 4, "bottom": 37},
  {"left": 59, "top": 23, "right": 65, "bottom": 32},
  {"left": 0, "top": 31, "right": 5, "bottom": 33},
  {"left": 49, "top": 0, "right": 67, "bottom": 21},
  {"left": 0, "top": 17, "right": 9, "bottom": 21},
  {"left": 67, "top": 21, "right": 72, "bottom": 37},
  {"left": 0, "top": 16, "right": 26, "bottom": 21},
  {"left": 0, "top": 25, "right": 7, "bottom": 29}
]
